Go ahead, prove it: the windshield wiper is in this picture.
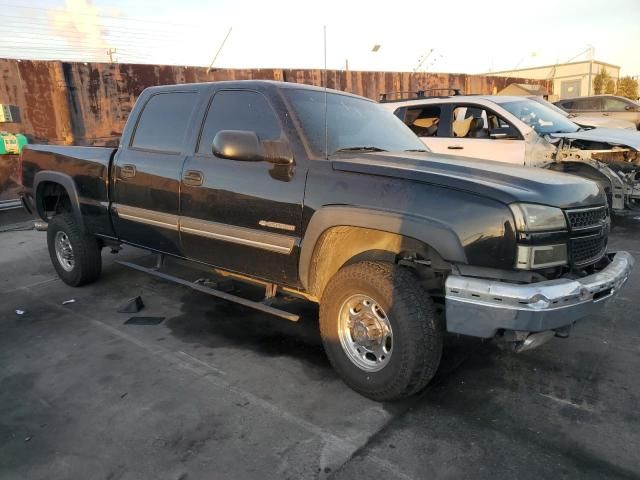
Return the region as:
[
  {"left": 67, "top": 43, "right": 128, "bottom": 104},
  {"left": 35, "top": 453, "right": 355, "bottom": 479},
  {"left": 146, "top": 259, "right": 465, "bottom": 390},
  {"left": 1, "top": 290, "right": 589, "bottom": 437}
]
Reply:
[
  {"left": 332, "top": 146, "right": 388, "bottom": 154},
  {"left": 404, "top": 149, "right": 428, "bottom": 152}
]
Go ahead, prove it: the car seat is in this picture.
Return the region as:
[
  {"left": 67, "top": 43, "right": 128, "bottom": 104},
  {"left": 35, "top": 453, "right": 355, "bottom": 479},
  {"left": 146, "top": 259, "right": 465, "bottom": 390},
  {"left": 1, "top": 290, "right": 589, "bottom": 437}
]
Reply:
[
  {"left": 452, "top": 116, "right": 473, "bottom": 137},
  {"left": 467, "top": 117, "right": 488, "bottom": 138},
  {"left": 412, "top": 117, "right": 439, "bottom": 137}
]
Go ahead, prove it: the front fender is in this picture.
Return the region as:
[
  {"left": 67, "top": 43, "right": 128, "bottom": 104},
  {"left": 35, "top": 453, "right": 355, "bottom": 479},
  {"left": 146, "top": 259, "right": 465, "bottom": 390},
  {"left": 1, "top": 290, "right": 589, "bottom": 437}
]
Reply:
[{"left": 298, "top": 206, "right": 467, "bottom": 290}]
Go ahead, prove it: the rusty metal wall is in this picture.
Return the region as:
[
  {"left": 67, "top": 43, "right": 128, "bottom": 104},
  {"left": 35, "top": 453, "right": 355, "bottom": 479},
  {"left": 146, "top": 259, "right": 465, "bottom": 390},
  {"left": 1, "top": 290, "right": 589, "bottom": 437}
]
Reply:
[{"left": 0, "top": 59, "right": 551, "bottom": 146}]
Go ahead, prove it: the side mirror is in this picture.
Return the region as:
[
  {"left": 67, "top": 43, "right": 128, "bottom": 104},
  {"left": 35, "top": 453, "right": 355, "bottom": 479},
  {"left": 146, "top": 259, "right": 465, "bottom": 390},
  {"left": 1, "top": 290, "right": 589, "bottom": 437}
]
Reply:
[
  {"left": 212, "top": 130, "right": 293, "bottom": 165},
  {"left": 212, "top": 130, "right": 264, "bottom": 162},
  {"left": 490, "top": 126, "right": 519, "bottom": 140}
]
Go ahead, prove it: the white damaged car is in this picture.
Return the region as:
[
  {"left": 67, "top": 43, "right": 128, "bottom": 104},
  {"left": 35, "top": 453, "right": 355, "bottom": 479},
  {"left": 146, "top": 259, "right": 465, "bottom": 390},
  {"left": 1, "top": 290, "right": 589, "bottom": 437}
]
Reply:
[{"left": 382, "top": 93, "right": 640, "bottom": 212}]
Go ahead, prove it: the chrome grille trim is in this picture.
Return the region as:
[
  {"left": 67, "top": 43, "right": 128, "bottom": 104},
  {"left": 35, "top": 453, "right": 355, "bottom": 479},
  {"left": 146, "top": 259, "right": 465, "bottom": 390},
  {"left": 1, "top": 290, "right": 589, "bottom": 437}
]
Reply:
[{"left": 565, "top": 206, "right": 608, "bottom": 232}]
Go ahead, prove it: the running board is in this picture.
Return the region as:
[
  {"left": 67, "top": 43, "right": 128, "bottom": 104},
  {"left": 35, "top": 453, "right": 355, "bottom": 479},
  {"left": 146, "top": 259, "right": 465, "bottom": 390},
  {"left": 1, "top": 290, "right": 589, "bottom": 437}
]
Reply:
[{"left": 117, "top": 260, "right": 300, "bottom": 322}]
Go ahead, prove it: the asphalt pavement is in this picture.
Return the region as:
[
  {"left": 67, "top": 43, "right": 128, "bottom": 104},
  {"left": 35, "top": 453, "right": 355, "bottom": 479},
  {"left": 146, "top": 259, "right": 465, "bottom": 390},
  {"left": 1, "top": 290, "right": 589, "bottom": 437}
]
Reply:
[{"left": 1, "top": 213, "right": 639, "bottom": 480}]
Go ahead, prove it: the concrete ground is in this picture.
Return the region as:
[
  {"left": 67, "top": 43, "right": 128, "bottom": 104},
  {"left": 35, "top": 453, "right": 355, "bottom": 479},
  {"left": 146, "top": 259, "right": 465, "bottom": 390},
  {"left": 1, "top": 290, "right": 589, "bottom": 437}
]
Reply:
[{"left": 1, "top": 212, "right": 639, "bottom": 480}]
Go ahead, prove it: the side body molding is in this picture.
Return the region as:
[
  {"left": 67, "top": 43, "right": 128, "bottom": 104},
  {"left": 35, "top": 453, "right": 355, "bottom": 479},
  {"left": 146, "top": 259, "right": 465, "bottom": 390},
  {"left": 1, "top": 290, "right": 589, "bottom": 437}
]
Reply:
[
  {"left": 33, "top": 171, "right": 85, "bottom": 231},
  {"left": 298, "top": 206, "right": 467, "bottom": 290}
]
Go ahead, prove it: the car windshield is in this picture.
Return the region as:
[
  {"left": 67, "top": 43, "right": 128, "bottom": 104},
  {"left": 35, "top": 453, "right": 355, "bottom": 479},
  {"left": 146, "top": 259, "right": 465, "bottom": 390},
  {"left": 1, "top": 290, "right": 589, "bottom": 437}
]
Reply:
[
  {"left": 282, "top": 89, "right": 428, "bottom": 157},
  {"left": 500, "top": 99, "right": 580, "bottom": 135}
]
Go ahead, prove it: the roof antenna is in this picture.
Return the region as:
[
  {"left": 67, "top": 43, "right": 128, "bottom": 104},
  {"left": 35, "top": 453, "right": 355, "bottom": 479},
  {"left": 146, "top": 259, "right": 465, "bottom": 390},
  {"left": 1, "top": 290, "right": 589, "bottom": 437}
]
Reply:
[
  {"left": 206, "top": 27, "right": 232, "bottom": 74},
  {"left": 323, "top": 25, "right": 328, "bottom": 160}
]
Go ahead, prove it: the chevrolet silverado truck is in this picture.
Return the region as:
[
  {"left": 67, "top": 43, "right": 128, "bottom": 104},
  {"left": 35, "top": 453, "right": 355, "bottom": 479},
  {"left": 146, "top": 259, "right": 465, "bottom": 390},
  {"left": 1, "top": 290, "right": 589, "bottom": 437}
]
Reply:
[{"left": 19, "top": 81, "right": 634, "bottom": 401}]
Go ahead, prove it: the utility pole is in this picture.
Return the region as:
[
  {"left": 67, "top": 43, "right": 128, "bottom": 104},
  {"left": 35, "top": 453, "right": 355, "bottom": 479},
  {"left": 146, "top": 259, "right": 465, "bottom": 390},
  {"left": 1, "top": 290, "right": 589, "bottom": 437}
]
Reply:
[
  {"left": 107, "top": 48, "right": 117, "bottom": 63},
  {"left": 587, "top": 45, "right": 595, "bottom": 96},
  {"left": 206, "top": 27, "right": 232, "bottom": 74}
]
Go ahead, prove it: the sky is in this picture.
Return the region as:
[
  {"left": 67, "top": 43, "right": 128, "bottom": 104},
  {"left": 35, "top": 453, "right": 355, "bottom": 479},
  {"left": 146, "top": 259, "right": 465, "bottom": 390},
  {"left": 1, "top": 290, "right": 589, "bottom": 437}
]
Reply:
[{"left": 2, "top": 0, "right": 640, "bottom": 77}]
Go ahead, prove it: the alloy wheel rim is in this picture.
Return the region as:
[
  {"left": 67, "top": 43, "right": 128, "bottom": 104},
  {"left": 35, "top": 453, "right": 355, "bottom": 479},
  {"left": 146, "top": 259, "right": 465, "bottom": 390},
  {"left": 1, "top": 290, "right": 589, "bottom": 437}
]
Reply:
[
  {"left": 54, "top": 231, "right": 75, "bottom": 272},
  {"left": 337, "top": 294, "right": 393, "bottom": 372}
]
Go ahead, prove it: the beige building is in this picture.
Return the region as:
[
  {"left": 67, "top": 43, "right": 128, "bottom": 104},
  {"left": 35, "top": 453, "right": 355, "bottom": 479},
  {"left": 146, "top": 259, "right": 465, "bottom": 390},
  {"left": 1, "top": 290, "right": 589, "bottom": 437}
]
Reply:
[{"left": 486, "top": 60, "right": 620, "bottom": 100}]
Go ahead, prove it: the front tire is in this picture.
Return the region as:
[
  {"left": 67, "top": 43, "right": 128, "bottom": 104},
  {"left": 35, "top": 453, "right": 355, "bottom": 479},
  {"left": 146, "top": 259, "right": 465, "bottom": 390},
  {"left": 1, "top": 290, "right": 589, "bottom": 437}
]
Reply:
[
  {"left": 319, "top": 261, "right": 442, "bottom": 401},
  {"left": 47, "top": 214, "right": 102, "bottom": 287}
]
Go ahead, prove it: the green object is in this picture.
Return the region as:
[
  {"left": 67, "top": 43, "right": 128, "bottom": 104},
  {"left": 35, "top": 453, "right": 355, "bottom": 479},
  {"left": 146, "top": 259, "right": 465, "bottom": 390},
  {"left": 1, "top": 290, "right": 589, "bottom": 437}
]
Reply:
[{"left": 0, "top": 131, "right": 28, "bottom": 154}]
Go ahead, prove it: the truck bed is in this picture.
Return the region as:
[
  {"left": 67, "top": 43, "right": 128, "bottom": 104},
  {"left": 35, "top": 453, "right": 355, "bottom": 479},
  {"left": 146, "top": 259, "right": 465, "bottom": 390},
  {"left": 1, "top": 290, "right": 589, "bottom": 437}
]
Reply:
[{"left": 21, "top": 145, "right": 117, "bottom": 237}]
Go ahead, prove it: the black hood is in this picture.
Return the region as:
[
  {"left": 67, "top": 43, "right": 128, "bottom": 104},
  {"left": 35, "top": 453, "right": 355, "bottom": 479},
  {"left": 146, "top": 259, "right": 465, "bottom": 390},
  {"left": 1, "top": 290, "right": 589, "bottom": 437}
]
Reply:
[{"left": 331, "top": 152, "right": 605, "bottom": 209}]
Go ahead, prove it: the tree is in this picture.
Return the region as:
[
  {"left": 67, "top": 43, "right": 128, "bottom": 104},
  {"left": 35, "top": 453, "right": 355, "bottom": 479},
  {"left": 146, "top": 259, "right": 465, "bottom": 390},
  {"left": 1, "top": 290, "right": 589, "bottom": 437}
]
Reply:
[
  {"left": 593, "top": 67, "right": 612, "bottom": 95},
  {"left": 605, "top": 78, "right": 616, "bottom": 94},
  {"left": 617, "top": 76, "right": 639, "bottom": 100}
]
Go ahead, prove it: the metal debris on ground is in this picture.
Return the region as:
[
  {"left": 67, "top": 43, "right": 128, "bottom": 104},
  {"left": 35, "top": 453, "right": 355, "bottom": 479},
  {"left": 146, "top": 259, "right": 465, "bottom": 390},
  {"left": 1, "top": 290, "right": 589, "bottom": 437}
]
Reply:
[
  {"left": 123, "top": 316, "right": 164, "bottom": 325},
  {"left": 15, "top": 310, "right": 24, "bottom": 315},
  {"left": 118, "top": 295, "right": 145, "bottom": 313},
  {"left": 61, "top": 299, "right": 76, "bottom": 305}
]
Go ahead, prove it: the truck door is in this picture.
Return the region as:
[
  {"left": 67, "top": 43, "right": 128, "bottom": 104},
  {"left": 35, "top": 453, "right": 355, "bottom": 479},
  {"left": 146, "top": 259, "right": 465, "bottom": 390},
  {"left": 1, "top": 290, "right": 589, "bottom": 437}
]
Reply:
[
  {"left": 179, "top": 89, "right": 306, "bottom": 286},
  {"left": 111, "top": 90, "right": 198, "bottom": 254}
]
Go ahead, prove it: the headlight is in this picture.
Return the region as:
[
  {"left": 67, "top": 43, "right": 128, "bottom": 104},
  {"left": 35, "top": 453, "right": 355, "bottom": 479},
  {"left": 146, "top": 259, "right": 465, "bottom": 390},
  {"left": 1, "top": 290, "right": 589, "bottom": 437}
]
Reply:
[
  {"left": 509, "top": 203, "right": 567, "bottom": 232},
  {"left": 516, "top": 244, "right": 567, "bottom": 269}
]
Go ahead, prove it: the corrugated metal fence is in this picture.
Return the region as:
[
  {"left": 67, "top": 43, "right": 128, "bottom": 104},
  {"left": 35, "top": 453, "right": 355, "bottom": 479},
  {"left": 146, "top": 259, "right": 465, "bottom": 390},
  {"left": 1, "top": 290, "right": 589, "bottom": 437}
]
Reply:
[{"left": 0, "top": 59, "right": 551, "bottom": 146}]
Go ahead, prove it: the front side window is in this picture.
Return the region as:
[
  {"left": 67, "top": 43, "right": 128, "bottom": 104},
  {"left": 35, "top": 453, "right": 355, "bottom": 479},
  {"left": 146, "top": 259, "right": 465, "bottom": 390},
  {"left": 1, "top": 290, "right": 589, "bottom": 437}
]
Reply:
[
  {"left": 131, "top": 92, "right": 197, "bottom": 152},
  {"left": 604, "top": 97, "right": 630, "bottom": 111},
  {"left": 282, "top": 89, "right": 427, "bottom": 157},
  {"left": 198, "top": 90, "right": 282, "bottom": 154},
  {"left": 446, "top": 105, "right": 514, "bottom": 138}
]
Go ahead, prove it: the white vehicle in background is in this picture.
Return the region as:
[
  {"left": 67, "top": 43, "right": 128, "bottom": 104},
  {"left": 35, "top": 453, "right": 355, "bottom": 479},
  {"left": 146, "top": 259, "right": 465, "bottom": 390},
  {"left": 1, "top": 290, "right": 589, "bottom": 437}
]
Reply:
[{"left": 380, "top": 91, "right": 640, "bottom": 212}]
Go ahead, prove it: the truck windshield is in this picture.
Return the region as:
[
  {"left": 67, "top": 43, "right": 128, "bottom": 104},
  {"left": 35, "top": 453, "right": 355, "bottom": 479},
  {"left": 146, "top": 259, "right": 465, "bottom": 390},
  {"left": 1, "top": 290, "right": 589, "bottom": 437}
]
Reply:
[
  {"left": 500, "top": 99, "right": 580, "bottom": 135},
  {"left": 282, "top": 89, "right": 427, "bottom": 157}
]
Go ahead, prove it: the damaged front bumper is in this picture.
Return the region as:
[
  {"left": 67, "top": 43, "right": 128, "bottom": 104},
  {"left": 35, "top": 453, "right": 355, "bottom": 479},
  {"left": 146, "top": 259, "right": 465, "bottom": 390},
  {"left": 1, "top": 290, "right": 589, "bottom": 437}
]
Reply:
[{"left": 444, "top": 252, "right": 634, "bottom": 341}]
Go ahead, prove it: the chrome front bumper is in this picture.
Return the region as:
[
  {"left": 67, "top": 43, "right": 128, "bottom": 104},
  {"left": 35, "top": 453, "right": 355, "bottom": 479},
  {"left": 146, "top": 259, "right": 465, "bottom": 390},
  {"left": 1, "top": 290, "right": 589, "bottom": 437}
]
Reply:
[{"left": 445, "top": 252, "right": 634, "bottom": 338}]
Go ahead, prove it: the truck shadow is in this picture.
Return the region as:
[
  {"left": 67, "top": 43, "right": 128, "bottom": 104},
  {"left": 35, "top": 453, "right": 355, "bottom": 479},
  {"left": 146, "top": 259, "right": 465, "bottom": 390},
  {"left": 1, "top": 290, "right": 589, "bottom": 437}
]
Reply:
[
  {"left": 164, "top": 281, "right": 481, "bottom": 391},
  {"left": 166, "top": 286, "right": 330, "bottom": 371}
]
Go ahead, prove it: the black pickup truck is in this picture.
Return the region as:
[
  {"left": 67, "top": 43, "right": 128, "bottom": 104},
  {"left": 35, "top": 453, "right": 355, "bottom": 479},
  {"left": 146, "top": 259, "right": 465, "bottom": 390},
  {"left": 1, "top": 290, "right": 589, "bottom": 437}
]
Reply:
[{"left": 19, "top": 81, "right": 634, "bottom": 401}]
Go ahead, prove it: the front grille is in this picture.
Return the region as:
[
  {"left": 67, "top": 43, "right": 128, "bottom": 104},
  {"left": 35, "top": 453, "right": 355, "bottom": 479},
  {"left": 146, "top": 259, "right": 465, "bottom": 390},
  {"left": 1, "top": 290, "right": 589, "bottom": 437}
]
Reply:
[
  {"left": 566, "top": 206, "right": 607, "bottom": 231},
  {"left": 570, "top": 234, "right": 607, "bottom": 266}
]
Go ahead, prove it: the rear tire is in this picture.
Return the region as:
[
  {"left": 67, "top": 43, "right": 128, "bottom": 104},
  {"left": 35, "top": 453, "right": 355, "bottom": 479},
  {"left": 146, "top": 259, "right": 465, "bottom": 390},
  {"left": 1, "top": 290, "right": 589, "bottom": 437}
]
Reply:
[
  {"left": 319, "top": 261, "right": 442, "bottom": 401},
  {"left": 47, "top": 214, "right": 102, "bottom": 287}
]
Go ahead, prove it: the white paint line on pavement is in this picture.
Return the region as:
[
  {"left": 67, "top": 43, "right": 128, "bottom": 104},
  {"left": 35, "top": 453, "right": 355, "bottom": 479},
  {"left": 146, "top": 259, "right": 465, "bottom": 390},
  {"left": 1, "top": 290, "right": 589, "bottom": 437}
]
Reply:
[
  {"left": 361, "top": 454, "right": 417, "bottom": 480},
  {"left": 1, "top": 276, "right": 59, "bottom": 294},
  {"left": 539, "top": 393, "right": 596, "bottom": 413}
]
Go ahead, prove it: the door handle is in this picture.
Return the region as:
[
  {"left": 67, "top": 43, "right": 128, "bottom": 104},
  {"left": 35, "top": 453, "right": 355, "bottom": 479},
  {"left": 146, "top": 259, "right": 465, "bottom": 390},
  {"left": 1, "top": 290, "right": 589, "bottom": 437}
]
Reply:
[
  {"left": 183, "top": 170, "right": 204, "bottom": 187},
  {"left": 120, "top": 164, "right": 136, "bottom": 179},
  {"left": 447, "top": 145, "right": 464, "bottom": 150}
]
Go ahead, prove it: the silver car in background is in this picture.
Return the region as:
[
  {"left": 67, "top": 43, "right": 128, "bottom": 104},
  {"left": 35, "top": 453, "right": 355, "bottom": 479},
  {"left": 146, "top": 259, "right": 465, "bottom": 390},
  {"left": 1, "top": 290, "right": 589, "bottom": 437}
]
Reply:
[{"left": 554, "top": 95, "right": 640, "bottom": 130}]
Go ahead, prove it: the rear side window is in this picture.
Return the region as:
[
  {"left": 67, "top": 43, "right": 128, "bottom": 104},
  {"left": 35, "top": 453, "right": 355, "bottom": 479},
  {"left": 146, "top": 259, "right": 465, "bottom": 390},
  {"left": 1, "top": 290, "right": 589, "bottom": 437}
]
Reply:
[
  {"left": 131, "top": 92, "right": 197, "bottom": 153},
  {"left": 574, "top": 98, "right": 601, "bottom": 110},
  {"left": 198, "top": 90, "right": 281, "bottom": 154},
  {"left": 404, "top": 106, "right": 442, "bottom": 137}
]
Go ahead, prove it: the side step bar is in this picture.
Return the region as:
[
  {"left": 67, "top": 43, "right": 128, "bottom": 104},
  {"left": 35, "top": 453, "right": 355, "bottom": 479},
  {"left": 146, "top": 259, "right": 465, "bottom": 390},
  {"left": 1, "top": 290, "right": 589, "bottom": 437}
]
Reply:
[{"left": 117, "top": 260, "right": 300, "bottom": 322}]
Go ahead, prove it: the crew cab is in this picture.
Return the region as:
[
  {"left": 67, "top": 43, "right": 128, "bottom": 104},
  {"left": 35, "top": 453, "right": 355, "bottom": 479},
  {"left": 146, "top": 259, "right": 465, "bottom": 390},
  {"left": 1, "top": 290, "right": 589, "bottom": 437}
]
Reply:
[
  {"left": 19, "top": 81, "right": 634, "bottom": 401},
  {"left": 382, "top": 93, "right": 640, "bottom": 211}
]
